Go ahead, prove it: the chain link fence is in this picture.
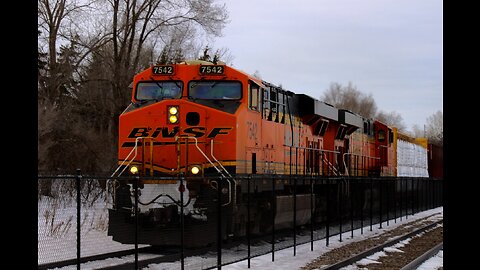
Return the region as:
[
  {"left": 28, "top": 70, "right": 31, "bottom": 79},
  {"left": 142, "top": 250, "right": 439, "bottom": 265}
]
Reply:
[{"left": 38, "top": 173, "right": 443, "bottom": 269}]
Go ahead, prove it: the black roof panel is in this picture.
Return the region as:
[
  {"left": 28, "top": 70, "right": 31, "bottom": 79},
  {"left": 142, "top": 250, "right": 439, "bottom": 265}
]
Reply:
[{"left": 296, "top": 94, "right": 338, "bottom": 121}]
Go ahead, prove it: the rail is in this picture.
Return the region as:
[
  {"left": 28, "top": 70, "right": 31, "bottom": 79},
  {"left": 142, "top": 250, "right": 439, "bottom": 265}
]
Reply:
[
  {"left": 320, "top": 220, "right": 443, "bottom": 270},
  {"left": 400, "top": 242, "right": 443, "bottom": 270}
]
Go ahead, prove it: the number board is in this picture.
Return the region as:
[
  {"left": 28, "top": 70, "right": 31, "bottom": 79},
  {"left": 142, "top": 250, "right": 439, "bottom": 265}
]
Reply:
[
  {"left": 152, "top": 65, "right": 174, "bottom": 75},
  {"left": 199, "top": 65, "right": 225, "bottom": 75}
]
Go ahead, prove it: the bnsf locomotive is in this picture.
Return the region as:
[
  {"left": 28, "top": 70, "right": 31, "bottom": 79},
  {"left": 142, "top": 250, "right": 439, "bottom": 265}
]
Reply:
[{"left": 107, "top": 60, "right": 431, "bottom": 246}]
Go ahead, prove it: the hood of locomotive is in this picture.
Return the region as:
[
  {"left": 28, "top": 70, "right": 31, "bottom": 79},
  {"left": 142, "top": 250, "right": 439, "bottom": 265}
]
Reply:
[{"left": 118, "top": 99, "right": 237, "bottom": 176}]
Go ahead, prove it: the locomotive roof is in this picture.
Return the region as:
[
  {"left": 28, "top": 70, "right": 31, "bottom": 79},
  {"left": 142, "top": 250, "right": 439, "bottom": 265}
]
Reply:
[
  {"left": 295, "top": 94, "right": 338, "bottom": 121},
  {"left": 338, "top": 109, "right": 363, "bottom": 128}
]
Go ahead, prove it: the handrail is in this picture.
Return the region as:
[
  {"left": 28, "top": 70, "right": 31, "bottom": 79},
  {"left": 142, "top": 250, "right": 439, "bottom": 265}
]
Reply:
[
  {"left": 108, "top": 137, "right": 153, "bottom": 208},
  {"left": 342, "top": 152, "right": 380, "bottom": 176},
  {"left": 177, "top": 136, "right": 224, "bottom": 176},
  {"left": 283, "top": 144, "right": 341, "bottom": 154},
  {"left": 110, "top": 137, "right": 154, "bottom": 177},
  {"left": 177, "top": 136, "right": 232, "bottom": 206},
  {"left": 284, "top": 145, "right": 341, "bottom": 176},
  {"left": 210, "top": 140, "right": 233, "bottom": 179},
  {"left": 322, "top": 152, "right": 339, "bottom": 176},
  {"left": 210, "top": 139, "right": 235, "bottom": 206}
]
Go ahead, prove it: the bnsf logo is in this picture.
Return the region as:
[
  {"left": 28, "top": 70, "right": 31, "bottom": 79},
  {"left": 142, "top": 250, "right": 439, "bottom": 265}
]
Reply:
[{"left": 127, "top": 127, "right": 233, "bottom": 139}]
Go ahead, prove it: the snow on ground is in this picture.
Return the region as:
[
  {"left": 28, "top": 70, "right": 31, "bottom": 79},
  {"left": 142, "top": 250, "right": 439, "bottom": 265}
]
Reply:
[
  {"left": 416, "top": 250, "right": 443, "bottom": 270},
  {"left": 38, "top": 194, "right": 147, "bottom": 265},
  {"left": 144, "top": 207, "right": 443, "bottom": 270}
]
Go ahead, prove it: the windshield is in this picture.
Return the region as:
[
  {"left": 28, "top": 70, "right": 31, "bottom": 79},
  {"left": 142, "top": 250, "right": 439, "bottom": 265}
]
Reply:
[
  {"left": 188, "top": 81, "right": 242, "bottom": 100},
  {"left": 136, "top": 81, "right": 183, "bottom": 101}
]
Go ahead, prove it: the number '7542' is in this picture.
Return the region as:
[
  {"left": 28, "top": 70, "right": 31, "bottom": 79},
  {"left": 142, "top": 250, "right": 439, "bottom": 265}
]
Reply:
[
  {"left": 200, "top": 65, "right": 224, "bottom": 75},
  {"left": 152, "top": 66, "right": 174, "bottom": 75}
]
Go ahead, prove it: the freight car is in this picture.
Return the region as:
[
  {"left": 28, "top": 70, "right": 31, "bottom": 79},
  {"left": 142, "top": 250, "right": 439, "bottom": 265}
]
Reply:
[{"left": 107, "top": 60, "right": 432, "bottom": 246}]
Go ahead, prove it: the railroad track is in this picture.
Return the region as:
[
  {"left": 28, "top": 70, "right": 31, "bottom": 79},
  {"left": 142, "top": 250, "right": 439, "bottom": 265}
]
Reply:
[
  {"left": 400, "top": 242, "right": 443, "bottom": 270},
  {"left": 316, "top": 220, "right": 443, "bottom": 270}
]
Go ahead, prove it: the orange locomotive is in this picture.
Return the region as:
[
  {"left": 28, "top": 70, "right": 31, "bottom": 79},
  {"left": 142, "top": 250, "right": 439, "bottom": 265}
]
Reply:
[
  {"left": 115, "top": 60, "right": 391, "bottom": 177},
  {"left": 108, "top": 60, "right": 425, "bottom": 246}
]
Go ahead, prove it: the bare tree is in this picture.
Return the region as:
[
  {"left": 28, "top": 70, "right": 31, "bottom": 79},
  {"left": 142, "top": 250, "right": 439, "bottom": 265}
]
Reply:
[
  {"left": 322, "top": 82, "right": 377, "bottom": 118},
  {"left": 376, "top": 110, "right": 407, "bottom": 132},
  {"left": 425, "top": 110, "right": 443, "bottom": 146},
  {"left": 38, "top": 0, "right": 94, "bottom": 104},
  {"left": 37, "top": 0, "right": 230, "bottom": 173},
  {"left": 411, "top": 124, "right": 425, "bottom": 137}
]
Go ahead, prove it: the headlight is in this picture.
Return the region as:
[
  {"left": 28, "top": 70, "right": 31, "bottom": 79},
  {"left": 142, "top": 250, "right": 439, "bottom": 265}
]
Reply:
[
  {"left": 167, "top": 106, "right": 179, "bottom": 124},
  {"left": 169, "top": 115, "right": 178, "bottom": 124},
  {"left": 130, "top": 165, "right": 139, "bottom": 175},
  {"left": 191, "top": 165, "right": 200, "bottom": 175},
  {"left": 169, "top": 106, "right": 178, "bottom": 115}
]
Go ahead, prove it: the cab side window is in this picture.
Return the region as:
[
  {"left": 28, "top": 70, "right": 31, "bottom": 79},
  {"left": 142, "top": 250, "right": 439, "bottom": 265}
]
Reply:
[
  {"left": 249, "top": 83, "right": 260, "bottom": 112},
  {"left": 378, "top": 130, "right": 386, "bottom": 142}
]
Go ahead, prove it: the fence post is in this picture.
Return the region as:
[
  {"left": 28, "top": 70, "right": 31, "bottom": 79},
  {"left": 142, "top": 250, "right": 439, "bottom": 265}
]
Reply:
[
  {"left": 411, "top": 178, "right": 414, "bottom": 215},
  {"left": 339, "top": 178, "right": 343, "bottom": 242},
  {"left": 439, "top": 180, "right": 441, "bottom": 207},
  {"left": 429, "top": 179, "right": 435, "bottom": 209},
  {"left": 386, "top": 178, "right": 389, "bottom": 227},
  {"left": 76, "top": 169, "right": 81, "bottom": 270},
  {"left": 326, "top": 178, "right": 330, "bottom": 246},
  {"left": 293, "top": 175, "right": 297, "bottom": 256},
  {"left": 393, "top": 178, "right": 397, "bottom": 223},
  {"left": 379, "top": 178, "right": 383, "bottom": 229},
  {"left": 180, "top": 173, "right": 185, "bottom": 270},
  {"left": 217, "top": 175, "right": 223, "bottom": 270},
  {"left": 271, "top": 174, "right": 275, "bottom": 262},
  {"left": 439, "top": 180, "right": 442, "bottom": 207},
  {"left": 360, "top": 177, "right": 363, "bottom": 235},
  {"left": 134, "top": 175, "right": 139, "bottom": 270},
  {"left": 405, "top": 178, "right": 408, "bottom": 219},
  {"left": 247, "top": 175, "right": 251, "bottom": 268},
  {"left": 399, "top": 178, "right": 403, "bottom": 221},
  {"left": 350, "top": 178, "right": 354, "bottom": 239},
  {"left": 416, "top": 178, "right": 419, "bottom": 214},
  {"left": 310, "top": 176, "right": 314, "bottom": 251},
  {"left": 424, "top": 179, "right": 427, "bottom": 211},
  {"left": 369, "top": 178, "right": 373, "bottom": 231}
]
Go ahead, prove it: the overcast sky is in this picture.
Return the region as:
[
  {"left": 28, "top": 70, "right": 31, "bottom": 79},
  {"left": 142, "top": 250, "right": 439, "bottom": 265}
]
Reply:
[{"left": 215, "top": 0, "right": 442, "bottom": 131}]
